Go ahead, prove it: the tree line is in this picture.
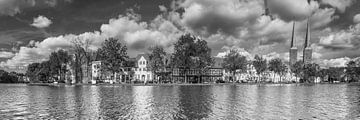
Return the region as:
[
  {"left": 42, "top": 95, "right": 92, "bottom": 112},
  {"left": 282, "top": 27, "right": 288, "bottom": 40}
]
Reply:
[
  {"left": 222, "top": 49, "right": 360, "bottom": 83},
  {"left": 0, "top": 70, "right": 25, "bottom": 83},
  {"left": 25, "top": 33, "right": 360, "bottom": 83}
]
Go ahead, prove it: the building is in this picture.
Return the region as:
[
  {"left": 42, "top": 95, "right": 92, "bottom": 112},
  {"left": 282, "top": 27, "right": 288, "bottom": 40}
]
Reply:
[
  {"left": 134, "top": 54, "right": 153, "bottom": 82},
  {"left": 303, "top": 19, "right": 312, "bottom": 64},
  {"left": 289, "top": 21, "right": 298, "bottom": 66},
  {"left": 171, "top": 57, "right": 223, "bottom": 83}
]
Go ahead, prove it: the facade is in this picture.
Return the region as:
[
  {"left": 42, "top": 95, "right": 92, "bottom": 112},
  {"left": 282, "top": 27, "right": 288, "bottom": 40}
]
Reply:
[{"left": 134, "top": 54, "right": 153, "bottom": 82}]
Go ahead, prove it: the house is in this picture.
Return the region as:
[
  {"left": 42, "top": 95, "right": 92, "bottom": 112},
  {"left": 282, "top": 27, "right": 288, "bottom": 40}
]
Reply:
[{"left": 134, "top": 54, "right": 153, "bottom": 82}]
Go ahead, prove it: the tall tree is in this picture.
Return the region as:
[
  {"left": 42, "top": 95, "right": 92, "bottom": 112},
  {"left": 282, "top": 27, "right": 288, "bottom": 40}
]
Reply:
[
  {"left": 303, "top": 63, "right": 320, "bottom": 83},
  {"left": 291, "top": 61, "right": 304, "bottom": 81},
  {"left": 346, "top": 60, "right": 357, "bottom": 82},
  {"left": 48, "top": 49, "right": 71, "bottom": 82},
  {"left": 97, "top": 38, "right": 128, "bottom": 83},
  {"left": 268, "top": 58, "right": 287, "bottom": 82},
  {"left": 222, "top": 49, "right": 248, "bottom": 83},
  {"left": 148, "top": 45, "right": 167, "bottom": 83},
  {"left": 26, "top": 63, "right": 41, "bottom": 82},
  {"left": 171, "top": 34, "right": 213, "bottom": 83},
  {"left": 252, "top": 55, "right": 267, "bottom": 82},
  {"left": 70, "top": 37, "right": 93, "bottom": 83}
]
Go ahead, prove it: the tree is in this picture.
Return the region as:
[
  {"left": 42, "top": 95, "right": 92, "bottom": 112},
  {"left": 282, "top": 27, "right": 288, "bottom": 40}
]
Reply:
[
  {"left": 48, "top": 50, "right": 71, "bottom": 82},
  {"left": 171, "top": 34, "right": 213, "bottom": 83},
  {"left": 268, "top": 58, "right": 287, "bottom": 82},
  {"left": 346, "top": 60, "right": 357, "bottom": 82},
  {"left": 317, "top": 68, "right": 328, "bottom": 82},
  {"left": 291, "top": 61, "right": 304, "bottom": 81},
  {"left": 252, "top": 55, "right": 267, "bottom": 82},
  {"left": 26, "top": 63, "right": 41, "bottom": 82},
  {"left": 148, "top": 45, "right": 167, "bottom": 83},
  {"left": 70, "top": 37, "right": 93, "bottom": 83},
  {"left": 222, "top": 49, "right": 248, "bottom": 83},
  {"left": 97, "top": 38, "right": 128, "bottom": 83},
  {"left": 303, "top": 63, "right": 320, "bottom": 83}
]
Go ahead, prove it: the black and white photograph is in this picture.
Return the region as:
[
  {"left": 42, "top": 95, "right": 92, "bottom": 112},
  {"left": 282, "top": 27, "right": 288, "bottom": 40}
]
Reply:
[{"left": 0, "top": 0, "right": 360, "bottom": 119}]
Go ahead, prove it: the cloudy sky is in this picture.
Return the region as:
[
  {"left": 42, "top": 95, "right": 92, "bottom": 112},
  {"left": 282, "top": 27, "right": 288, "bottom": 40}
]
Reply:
[{"left": 0, "top": 0, "right": 359, "bottom": 72}]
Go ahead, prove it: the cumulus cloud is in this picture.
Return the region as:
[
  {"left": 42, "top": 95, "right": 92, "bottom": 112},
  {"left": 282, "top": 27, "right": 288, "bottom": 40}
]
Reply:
[
  {"left": 267, "top": 0, "right": 319, "bottom": 21},
  {"left": 353, "top": 14, "right": 360, "bottom": 23},
  {"left": 159, "top": 5, "right": 167, "bottom": 12},
  {"left": 0, "top": 51, "right": 15, "bottom": 58},
  {"left": 321, "top": 0, "right": 353, "bottom": 13},
  {"left": 319, "top": 57, "right": 351, "bottom": 68},
  {"left": 31, "top": 15, "right": 52, "bottom": 28},
  {"left": 181, "top": 0, "right": 263, "bottom": 36},
  {"left": 1, "top": 12, "right": 183, "bottom": 71}
]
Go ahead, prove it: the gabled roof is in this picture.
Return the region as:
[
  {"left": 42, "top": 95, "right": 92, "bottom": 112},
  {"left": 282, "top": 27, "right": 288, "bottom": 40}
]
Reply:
[{"left": 136, "top": 54, "right": 149, "bottom": 61}]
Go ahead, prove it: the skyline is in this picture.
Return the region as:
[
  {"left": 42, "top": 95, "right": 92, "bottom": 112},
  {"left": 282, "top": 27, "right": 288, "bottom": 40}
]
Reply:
[{"left": 0, "top": 0, "right": 359, "bottom": 72}]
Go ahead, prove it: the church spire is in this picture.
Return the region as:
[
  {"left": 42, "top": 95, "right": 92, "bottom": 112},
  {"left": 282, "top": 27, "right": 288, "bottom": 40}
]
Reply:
[
  {"left": 290, "top": 21, "right": 295, "bottom": 48},
  {"left": 304, "top": 18, "right": 310, "bottom": 48}
]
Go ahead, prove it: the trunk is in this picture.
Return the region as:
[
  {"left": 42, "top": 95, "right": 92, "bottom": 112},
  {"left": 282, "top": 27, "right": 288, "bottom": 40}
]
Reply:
[{"left": 233, "top": 71, "right": 236, "bottom": 83}]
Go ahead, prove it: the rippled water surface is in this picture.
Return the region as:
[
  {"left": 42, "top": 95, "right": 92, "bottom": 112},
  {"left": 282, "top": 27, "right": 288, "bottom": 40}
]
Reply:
[{"left": 0, "top": 84, "right": 360, "bottom": 119}]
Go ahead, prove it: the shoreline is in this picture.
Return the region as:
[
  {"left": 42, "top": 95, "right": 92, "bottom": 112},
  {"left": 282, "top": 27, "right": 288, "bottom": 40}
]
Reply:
[{"left": 25, "top": 82, "right": 360, "bottom": 87}]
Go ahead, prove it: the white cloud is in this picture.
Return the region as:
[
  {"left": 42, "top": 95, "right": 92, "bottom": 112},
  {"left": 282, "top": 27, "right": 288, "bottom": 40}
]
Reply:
[
  {"left": 353, "top": 14, "right": 360, "bottom": 23},
  {"left": 268, "top": 0, "right": 319, "bottom": 21},
  {"left": 31, "top": 15, "right": 52, "bottom": 28},
  {"left": 321, "top": 0, "right": 353, "bottom": 13},
  {"left": 319, "top": 57, "right": 351, "bottom": 68},
  {"left": 159, "top": 5, "right": 167, "bottom": 12},
  {"left": 0, "top": 51, "right": 15, "bottom": 58}
]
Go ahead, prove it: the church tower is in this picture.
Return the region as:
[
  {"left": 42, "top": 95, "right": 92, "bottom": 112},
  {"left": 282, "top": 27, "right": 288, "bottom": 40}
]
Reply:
[
  {"left": 289, "top": 21, "right": 297, "bottom": 66},
  {"left": 303, "top": 19, "right": 312, "bottom": 64}
]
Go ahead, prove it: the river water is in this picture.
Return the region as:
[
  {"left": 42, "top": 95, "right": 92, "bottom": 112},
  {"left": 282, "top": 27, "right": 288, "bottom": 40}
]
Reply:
[{"left": 0, "top": 84, "right": 359, "bottom": 119}]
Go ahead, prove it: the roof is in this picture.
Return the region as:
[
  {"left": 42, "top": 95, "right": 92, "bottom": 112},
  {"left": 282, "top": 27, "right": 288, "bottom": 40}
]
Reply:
[{"left": 136, "top": 53, "right": 149, "bottom": 61}]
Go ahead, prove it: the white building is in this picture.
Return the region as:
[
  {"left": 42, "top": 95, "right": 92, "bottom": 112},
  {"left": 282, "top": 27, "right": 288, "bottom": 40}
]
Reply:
[{"left": 134, "top": 54, "right": 153, "bottom": 82}]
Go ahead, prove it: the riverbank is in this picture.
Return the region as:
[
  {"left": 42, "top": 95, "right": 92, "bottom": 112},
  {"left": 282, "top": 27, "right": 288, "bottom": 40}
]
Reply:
[{"left": 26, "top": 82, "right": 360, "bottom": 87}]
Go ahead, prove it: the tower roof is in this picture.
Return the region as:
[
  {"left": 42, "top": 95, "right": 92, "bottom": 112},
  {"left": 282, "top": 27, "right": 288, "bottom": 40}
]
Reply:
[{"left": 290, "top": 21, "right": 296, "bottom": 48}]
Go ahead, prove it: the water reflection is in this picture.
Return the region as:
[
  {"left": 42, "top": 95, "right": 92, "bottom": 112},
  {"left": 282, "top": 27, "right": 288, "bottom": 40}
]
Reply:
[{"left": 0, "top": 84, "right": 359, "bottom": 119}]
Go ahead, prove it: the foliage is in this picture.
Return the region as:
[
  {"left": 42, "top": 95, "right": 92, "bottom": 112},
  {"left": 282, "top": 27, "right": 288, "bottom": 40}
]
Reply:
[
  {"left": 148, "top": 46, "right": 167, "bottom": 75},
  {"left": 97, "top": 38, "right": 128, "bottom": 80},
  {"left": 268, "top": 58, "right": 287, "bottom": 78},
  {"left": 222, "top": 49, "right": 248, "bottom": 82},
  {"left": 303, "top": 63, "right": 320, "bottom": 83},
  {"left": 252, "top": 55, "right": 267, "bottom": 75},
  {"left": 171, "top": 34, "right": 213, "bottom": 83},
  {"left": 0, "top": 70, "right": 20, "bottom": 83},
  {"left": 345, "top": 60, "right": 358, "bottom": 82},
  {"left": 48, "top": 49, "right": 71, "bottom": 82},
  {"left": 291, "top": 61, "right": 304, "bottom": 79}
]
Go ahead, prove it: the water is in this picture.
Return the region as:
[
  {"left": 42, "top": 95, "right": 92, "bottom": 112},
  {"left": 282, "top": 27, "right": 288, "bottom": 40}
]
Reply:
[{"left": 0, "top": 84, "right": 359, "bottom": 119}]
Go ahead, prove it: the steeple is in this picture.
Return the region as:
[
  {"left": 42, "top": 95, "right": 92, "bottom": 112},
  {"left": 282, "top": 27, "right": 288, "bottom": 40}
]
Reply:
[
  {"left": 304, "top": 19, "right": 310, "bottom": 48},
  {"left": 289, "top": 21, "right": 298, "bottom": 66},
  {"left": 303, "top": 18, "right": 312, "bottom": 64},
  {"left": 290, "top": 21, "right": 295, "bottom": 48}
]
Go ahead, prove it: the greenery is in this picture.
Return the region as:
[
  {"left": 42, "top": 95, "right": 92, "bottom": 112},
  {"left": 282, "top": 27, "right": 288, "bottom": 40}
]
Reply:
[
  {"left": 148, "top": 45, "right": 167, "bottom": 83},
  {"left": 26, "top": 50, "right": 72, "bottom": 83},
  {"left": 291, "top": 61, "right": 304, "bottom": 81},
  {"left": 252, "top": 55, "right": 267, "bottom": 82},
  {"left": 171, "top": 34, "right": 213, "bottom": 83},
  {"left": 97, "top": 38, "right": 129, "bottom": 82},
  {"left": 0, "top": 70, "right": 24, "bottom": 83},
  {"left": 268, "top": 58, "right": 287, "bottom": 81},
  {"left": 222, "top": 49, "right": 248, "bottom": 83}
]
